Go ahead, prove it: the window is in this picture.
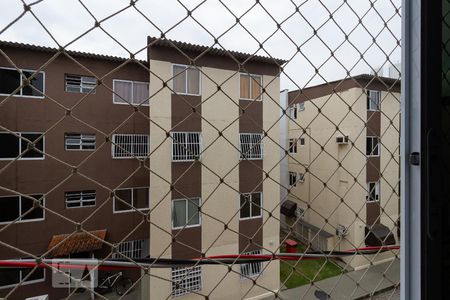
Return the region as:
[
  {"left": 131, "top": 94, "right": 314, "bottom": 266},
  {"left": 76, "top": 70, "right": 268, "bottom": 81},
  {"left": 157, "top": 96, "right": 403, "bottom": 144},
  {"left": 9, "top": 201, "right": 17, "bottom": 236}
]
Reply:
[
  {"left": 0, "top": 194, "right": 44, "bottom": 224},
  {"left": 0, "top": 132, "right": 44, "bottom": 160},
  {"left": 240, "top": 193, "right": 262, "bottom": 219},
  {"left": 65, "top": 190, "right": 96, "bottom": 208},
  {"left": 112, "top": 134, "right": 149, "bottom": 159},
  {"left": 239, "top": 133, "right": 263, "bottom": 160},
  {"left": 298, "top": 173, "right": 305, "bottom": 183},
  {"left": 172, "top": 65, "right": 201, "bottom": 95},
  {"left": 113, "top": 80, "right": 149, "bottom": 105},
  {"left": 298, "top": 102, "right": 305, "bottom": 111},
  {"left": 289, "top": 138, "right": 297, "bottom": 154},
  {"left": 240, "top": 73, "right": 262, "bottom": 100},
  {"left": 0, "top": 267, "right": 45, "bottom": 289},
  {"left": 172, "top": 198, "right": 201, "bottom": 229},
  {"left": 171, "top": 132, "right": 201, "bottom": 161},
  {"left": 367, "top": 90, "right": 380, "bottom": 111},
  {"left": 366, "top": 136, "right": 380, "bottom": 156},
  {"left": 112, "top": 239, "right": 146, "bottom": 259},
  {"left": 367, "top": 181, "right": 380, "bottom": 202},
  {"left": 171, "top": 266, "right": 202, "bottom": 297},
  {"left": 240, "top": 250, "right": 263, "bottom": 278},
  {"left": 299, "top": 137, "right": 305, "bottom": 146},
  {"left": 289, "top": 171, "right": 297, "bottom": 187},
  {"left": 289, "top": 105, "right": 297, "bottom": 119},
  {"left": 0, "top": 67, "right": 44, "bottom": 98},
  {"left": 65, "top": 133, "right": 95, "bottom": 151},
  {"left": 65, "top": 74, "right": 96, "bottom": 93},
  {"left": 114, "top": 187, "right": 149, "bottom": 212}
]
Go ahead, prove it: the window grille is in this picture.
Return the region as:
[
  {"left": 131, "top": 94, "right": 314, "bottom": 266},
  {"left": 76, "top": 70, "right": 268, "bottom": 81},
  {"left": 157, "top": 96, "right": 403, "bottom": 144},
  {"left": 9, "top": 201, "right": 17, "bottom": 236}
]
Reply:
[
  {"left": 239, "top": 133, "right": 263, "bottom": 160},
  {"left": 65, "top": 190, "right": 96, "bottom": 208},
  {"left": 112, "top": 134, "right": 149, "bottom": 158},
  {"left": 0, "top": 132, "right": 44, "bottom": 160},
  {"left": 64, "top": 133, "right": 95, "bottom": 150},
  {"left": 112, "top": 239, "right": 145, "bottom": 259},
  {"left": 171, "top": 132, "right": 201, "bottom": 161},
  {"left": 64, "top": 74, "right": 96, "bottom": 93},
  {"left": 171, "top": 266, "right": 202, "bottom": 297},
  {"left": 240, "top": 250, "right": 263, "bottom": 278}
]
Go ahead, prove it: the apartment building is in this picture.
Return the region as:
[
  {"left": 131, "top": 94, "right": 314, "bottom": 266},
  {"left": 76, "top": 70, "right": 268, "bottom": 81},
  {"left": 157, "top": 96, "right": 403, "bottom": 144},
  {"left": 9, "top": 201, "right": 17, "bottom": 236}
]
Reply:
[
  {"left": 0, "top": 41, "right": 150, "bottom": 299},
  {"left": 146, "top": 38, "right": 284, "bottom": 299},
  {"left": 281, "top": 75, "right": 400, "bottom": 269}
]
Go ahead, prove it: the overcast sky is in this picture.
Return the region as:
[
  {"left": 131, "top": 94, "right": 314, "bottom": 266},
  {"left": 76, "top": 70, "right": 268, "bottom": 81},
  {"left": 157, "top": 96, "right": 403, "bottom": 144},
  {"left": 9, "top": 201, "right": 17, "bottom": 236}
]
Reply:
[{"left": 0, "top": 0, "right": 401, "bottom": 90}]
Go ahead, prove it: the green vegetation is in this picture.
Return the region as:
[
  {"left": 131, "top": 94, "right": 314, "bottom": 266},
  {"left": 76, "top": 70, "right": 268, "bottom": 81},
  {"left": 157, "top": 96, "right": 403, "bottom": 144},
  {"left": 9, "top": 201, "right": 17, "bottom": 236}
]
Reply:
[{"left": 279, "top": 244, "right": 343, "bottom": 289}]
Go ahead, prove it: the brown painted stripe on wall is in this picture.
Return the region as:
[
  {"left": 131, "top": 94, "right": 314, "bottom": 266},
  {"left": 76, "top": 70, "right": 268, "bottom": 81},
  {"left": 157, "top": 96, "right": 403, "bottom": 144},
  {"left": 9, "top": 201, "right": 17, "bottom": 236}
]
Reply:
[
  {"left": 366, "top": 202, "right": 381, "bottom": 226},
  {"left": 171, "top": 92, "right": 202, "bottom": 259},
  {"left": 239, "top": 100, "right": 263, "bottom": 133},
  {"left": 367, "top": 111, "right": 381, "bottom": 136},
  {"left": 239, "top": 218, "right": 263, "bottom": 253}
]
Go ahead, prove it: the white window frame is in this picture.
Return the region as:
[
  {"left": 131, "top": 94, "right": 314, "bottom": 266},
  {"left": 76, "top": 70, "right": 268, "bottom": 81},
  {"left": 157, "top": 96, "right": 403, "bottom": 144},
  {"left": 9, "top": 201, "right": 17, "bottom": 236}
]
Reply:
[
  {"left": 111, "top": 134, "right": 150, "bottom": 159},
  {"left": 367, "top": 90, "right": 381, "bottom": 111},
  {"left": 112, "top": 79, "right": 150, "bottom": 106},
  {"left": 288, "top": 138, "right": 297, "bottom": 154},
  {"left": 171, "top": 266, "right": 202, "bottom": 297},
  {"left": 0, "top": 132, "right": 45, "bottom": 161},
  {"left": 171, "top": 198, "right": 201, "bottom": 230},
  {"left": 240, "top": 249, "right": 263, "bottom": 278},
  {"left": 0, "top": 194, "right": 45, "bottom": 225},
  {"left": 239, "top": 133, "right": 264, "bottom": 160},
  {"left": 171, "top": 132, "right": 202, "bottom": 162},
  {"left": 366, "top": 136, "right": 380, "bottom": 157},
  {"left": 0, "top": 266, "right": 46, "bottom": 289},
  {"left": 298, "top": 172, "right": 305, "bottom": 183},
  {"left": 112, "top": 239, "right": 145, "bottom": 259},
  {"left": 171, "top": 64, "right": 202, "bottom": 96},
  {"left": 239, "top": 192, "right": 263, "bottom": 220},
  {"left": 239, "top": 73, "right": 263, "bottom": 101},
  {"left": 289, "top": 104, "right": 297, "bottom": 119},
  {"left": 289, "top": 171, "right": 297, "bottom": 187},
  {"left": 367, "top": 181, "right": 380, "bottom": 202},
  {"left": 65, "top": 190, "right": 96, "bottom": 208},
  {"left": 298, "top": 102, "right": 305, "bottom": 111},
  {"left": 0, "top": 66, "right": 45, "bottom": 99},
  {"left": 113, "top": 187, "right": 149, "bottom": 213},
  {"left": 64, "top": 133, "right": 96, "bottom": 151},
  {"left": 299, "top": 137, "right": 305, "bottom": 146},
  {"left": 64, "top": 74, "right": 96, "bottom": 94}
]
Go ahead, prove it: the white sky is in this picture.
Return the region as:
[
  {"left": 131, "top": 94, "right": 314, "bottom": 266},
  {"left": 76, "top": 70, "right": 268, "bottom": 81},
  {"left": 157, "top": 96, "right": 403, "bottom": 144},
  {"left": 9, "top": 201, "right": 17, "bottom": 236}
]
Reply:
[{"left": 0, "top": 0, "right": 401, "bottom": 90}]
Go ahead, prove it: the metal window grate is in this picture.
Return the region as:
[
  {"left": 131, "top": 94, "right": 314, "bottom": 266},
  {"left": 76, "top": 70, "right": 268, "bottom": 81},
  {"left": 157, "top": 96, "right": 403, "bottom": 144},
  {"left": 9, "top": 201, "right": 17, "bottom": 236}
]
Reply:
[
  {"left": 171, "top": 266, "right": 202, "bottom": 297},
  {"left": 112, "top": 134, "right": 149, "bottom": 158},
  {"left": 65, "top": 74, "right": 96, "bottom": 93},
  {"left": 171, "top": 132, "right": 201, "bottom": 161},
  {"left": 113, "top": 239, "right": 144, "bottom": 259},
  {"left": 240, "top": 250, "right": 263, "bottom": 278},
  {"left": 65, "top": 190, "right": 96, "bottom": 208},
  {"left": 239, "top": 133, "right": 263, "bottom": 160},
  {"left": 65, "top": 133, "right": 95, "bottom": 150}
]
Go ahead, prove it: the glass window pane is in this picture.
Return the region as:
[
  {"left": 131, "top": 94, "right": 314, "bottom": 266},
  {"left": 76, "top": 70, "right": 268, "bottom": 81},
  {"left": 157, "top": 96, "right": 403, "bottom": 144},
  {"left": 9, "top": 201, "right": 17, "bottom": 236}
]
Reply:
[
  {"left": 21, "top": 194, "right": 44, "bottom": 220},
  {"left": 115, "top": 189, "right": 132, "bottom": 211},
  {"left": 240, "top": 74, "right": 250, "bottom": 99},
  {"left": 133, "top": 188, "right": 149, "bottom": 209},
  {"left": 251, "top": 76, "right": 261, "bottom": 100},
  {"left": 251, "top": 193, "right": 261, "bottom": 217},
  {"left": 21, "top": 133, "right": 43, "bottom": 158},
  {"left": 21, "top": 71, "right": 44, "bottom": 97},
  {"left": 0, "top": 196, "right": 19, "bottom": 222},
  {"left": 0, "top": 269, "right": 20, "bottom": 287},
  {"left": 0, "top": 69, "right": 20, "bottom": 95},
  {"left": 240, "top": 195, "right": 251, "bottom": 218},
  {"left": 187, "top": 68, "right": 200, "bottom": 95},
  {"left": 21, "top": 268, "right": 45, "bottom": 282},
  {"left": 133, "top": 82, "right": 149, "bottom": 105},
  {"left": 187, "top": 198, "right": 199, "bottom": 226},
  {"left": 173, "top": 200, "right": 187, "bottom": 228},
  {"left": 114, "top": 81, "right": 132, "bottom": 104},
  {"left": 173, "top": 66, "right": 187, "bottom": 94},
  {"left": 0, "top": 133, "right": 19, "bottom": 159}
]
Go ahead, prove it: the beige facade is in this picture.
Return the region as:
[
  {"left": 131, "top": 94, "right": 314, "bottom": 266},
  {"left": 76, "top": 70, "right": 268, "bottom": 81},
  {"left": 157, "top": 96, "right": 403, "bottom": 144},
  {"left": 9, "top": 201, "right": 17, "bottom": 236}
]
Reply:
[
  {"left": 147, "top": 39, "right": 283, "bottom": 299},
  {"left": 285, "top": 76, "right": 400, "bottom": 270}
]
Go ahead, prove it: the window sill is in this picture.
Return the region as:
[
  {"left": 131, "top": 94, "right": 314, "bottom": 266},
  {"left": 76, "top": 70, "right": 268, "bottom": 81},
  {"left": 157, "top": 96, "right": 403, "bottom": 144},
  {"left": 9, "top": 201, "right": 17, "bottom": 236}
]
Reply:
[
  {"left": 171, "top": 92, "right": 201, "bottom": 97},
  {"left": 113, "top": 208, "right": 150, "bottom": 214},
  {"left": 239, "top": 98, "right": 262, "bottom": 101},
  {"left": 0, "top": 93, "right": 45, "bottom": 99},
  {"left": 239, "top": 216, "right": 263, "bottom": 221},
  {"left": 172, "top": 223, "right": 201, "bottom": 230}
]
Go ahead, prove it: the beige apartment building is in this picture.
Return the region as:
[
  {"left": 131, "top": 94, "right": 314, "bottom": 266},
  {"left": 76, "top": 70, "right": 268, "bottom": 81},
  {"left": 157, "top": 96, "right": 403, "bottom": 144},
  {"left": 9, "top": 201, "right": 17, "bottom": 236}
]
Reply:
[
  {"left": 281, "top": 75, "right": 400, "bottom": 270},
  {"left": 146, "top": 38, "right": 285, "bottom": 299}
]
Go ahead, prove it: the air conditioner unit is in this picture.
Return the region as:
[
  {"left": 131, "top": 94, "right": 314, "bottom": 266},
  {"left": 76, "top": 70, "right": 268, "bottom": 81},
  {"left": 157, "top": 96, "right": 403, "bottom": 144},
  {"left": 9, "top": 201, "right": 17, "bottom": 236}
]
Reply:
[
  {"left": 336, "top": 136, "right": 349, "bottom": 144},
  {"left": 336, "top": 225, "right": 348, "bottom": 237}
]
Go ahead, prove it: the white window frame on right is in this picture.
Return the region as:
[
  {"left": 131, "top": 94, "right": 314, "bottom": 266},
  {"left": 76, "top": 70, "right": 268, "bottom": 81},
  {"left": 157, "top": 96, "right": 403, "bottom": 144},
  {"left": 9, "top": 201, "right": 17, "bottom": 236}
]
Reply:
[
  {"left": 239, "top": 133, "right": 263, "bottom": 160},
  {"left": 171, "top": 266, "right": 202, "bottom": 297},
  {"left": 366, "top": 136, "right": 380, "bottom": 157},
  {"left": 366, "top": 181, "right": 380, "bottom": 202},
  {"left": 367, "top": 90, "right": 380, "bottom": 111},
  {"left": 240, "top": 249, "right": 263, "bottom": 278}
]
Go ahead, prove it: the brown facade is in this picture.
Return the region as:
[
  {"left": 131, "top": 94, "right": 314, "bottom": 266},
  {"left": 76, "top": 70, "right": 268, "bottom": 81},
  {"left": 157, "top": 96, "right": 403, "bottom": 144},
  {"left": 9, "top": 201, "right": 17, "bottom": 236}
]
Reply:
[{"left": 0, "top": 44, "right": 150, "bottom": 299}]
